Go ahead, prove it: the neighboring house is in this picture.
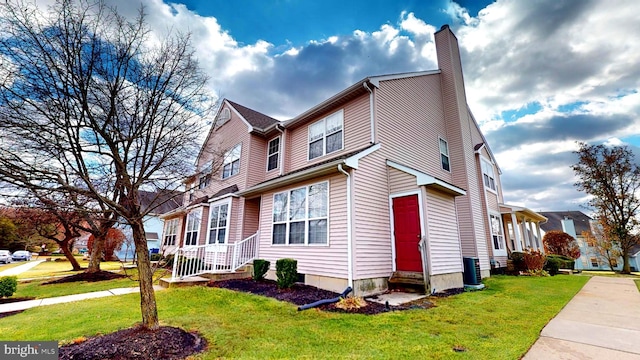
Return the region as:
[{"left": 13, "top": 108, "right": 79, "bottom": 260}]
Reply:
[
  {"left": 115, "top": 189, "right": 183, "bottom": 260},
  {"left": 539, "top": 211, "right": 623, "bottom": 271},
  {"left": 161, "top": 25, "right": 545, "bottom": 295}
]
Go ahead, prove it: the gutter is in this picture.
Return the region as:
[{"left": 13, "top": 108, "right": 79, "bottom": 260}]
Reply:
[{"left": 337, "top": 164, "right": 354, "bottom": 289}]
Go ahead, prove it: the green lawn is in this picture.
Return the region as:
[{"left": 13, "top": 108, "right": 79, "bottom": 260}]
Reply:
[
  {"left": 16, "top": 260, "right": 123, "bottom": 279},
  {"left": 579, "top": 270, "right": 640, "bottom": 278},
  {"left": 0, "top": 275, "right": 588, "bottom": 359},
  {"left": 635, "top": 279, "right": 640, "bottom": 292}
]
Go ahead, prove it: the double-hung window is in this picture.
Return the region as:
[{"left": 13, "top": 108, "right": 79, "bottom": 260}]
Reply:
[
  {"left": 208, "top": 202, "right": 229, "bottom": 244},
  {"left": 222, "top": 144, "right": 241, "bottom": 179},
  {"left": 308, "top": 110, "right": 343, "bottom": 160},
  {"left": 184, "top": 209, "right": 202, "bottom": 246},
  {"left": 490, "top": 213, "right": 505, "bottom": 253},
  {"left": 439, "top": 138, "right": 450, "bottom": 171},
  {"left": 481, "top": 159, "right": 497, "bottom": 191},
  {"left": 272, "top": 182, "right": 328, "bottom": 245},
  {"left": 267, "top": 137, "right": 280, "bottom": 171},
  {"left": 163, "top": 218, "right": 179, "bottom": 246}
]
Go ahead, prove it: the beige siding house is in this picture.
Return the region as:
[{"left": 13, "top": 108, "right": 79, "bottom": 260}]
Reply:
[{"left": 160, "top": 25, "right": 545, "bottom": 295}]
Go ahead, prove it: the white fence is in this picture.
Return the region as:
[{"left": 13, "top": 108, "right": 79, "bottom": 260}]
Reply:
[{"left": 171, "top": 232, "right": 259, "bottom": 280}]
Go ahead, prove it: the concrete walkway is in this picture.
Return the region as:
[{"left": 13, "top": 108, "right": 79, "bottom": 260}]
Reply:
[
  {"left": 524, "top": 276, "right": 640, "bottom": 360},
  {"left": 0, "top": 285, "right": 165, "bottom": 313},
  {"left": 0, "top": 260, "right": 45, "bottom": 277}
]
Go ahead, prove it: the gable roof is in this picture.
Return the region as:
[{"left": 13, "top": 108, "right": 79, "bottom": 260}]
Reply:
[
  {"left": 139, "top": 189, "right": 183, "bottom": 215},
  {"left": 226, "top": 100, "right": 280, "bottom": 131},
  {"left": 539, "top": 211, "right": 593, "bottom": 235}
]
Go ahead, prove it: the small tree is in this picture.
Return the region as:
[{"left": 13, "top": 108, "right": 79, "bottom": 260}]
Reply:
[{"left": 543, "top": 230, "right": 580, "bottom": 259}]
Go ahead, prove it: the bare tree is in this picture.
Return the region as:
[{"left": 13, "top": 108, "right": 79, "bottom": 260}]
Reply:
[
  {"left": 572, "top": 142, "right": 640, "bottom": 274},
  {"left": 0, "top": 0, "right": 211, "bottom": 329}
]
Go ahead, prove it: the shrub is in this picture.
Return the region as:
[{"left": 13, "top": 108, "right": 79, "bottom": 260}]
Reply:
[
  {"left": 545, "top": 256, "right": 561, "bottom": 275},
  {"left": 0, "top": 276, "right": 18, "bottom": 298},
  {"left": 159, "top": 254, "right": 175, "bottom": 268},
  {"left": 276, "top": 258, "right": 298, "bottom": 289},
  {"left": 510, "top": 251, "right": 526, "bottom": 272},
  {"left": 252, "top": 259, "right": 270, "bottom": 281},
  {"left": 523, "top": 250, "right": 546, "bottom": 272},
  {"left": 149, "top": 253, "right": 162, "bottom": 262}
]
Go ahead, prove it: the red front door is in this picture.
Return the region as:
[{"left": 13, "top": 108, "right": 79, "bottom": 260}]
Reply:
[{"left": 392, "top": 195, "right": 422, "bottom": 272}]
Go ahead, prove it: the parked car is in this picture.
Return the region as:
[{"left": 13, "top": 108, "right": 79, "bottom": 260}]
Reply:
[
  {"left": 11, "top": 250, "right": 32, "bottom": 261},
  {"left": 0, "top": 250, "right": 11, "bottom": 264}
]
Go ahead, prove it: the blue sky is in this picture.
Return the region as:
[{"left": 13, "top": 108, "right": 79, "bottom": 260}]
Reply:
[{"left": 27, "top": 0, "right": 640, "bottom": 212}]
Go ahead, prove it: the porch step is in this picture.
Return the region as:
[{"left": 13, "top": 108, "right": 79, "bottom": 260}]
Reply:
[
  {"left": 199, "top": 268, "right": 252, "bottom": 282},
  {"left": 388, "top": 271, "right": 426, "bottom": 293},
  {"left": 158, "top": 276, "right": 209, "bottom": 289}
]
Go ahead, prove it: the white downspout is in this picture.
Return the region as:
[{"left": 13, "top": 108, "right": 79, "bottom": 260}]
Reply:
[
  {"left": 363, "top": 82, "right": 375, "bottom": 144},
  {"left": 338, "top": 164, "right": 353, "bottom": 289},
  {"left": 276, "top": 124, "right": 285, "bottom": 176}
]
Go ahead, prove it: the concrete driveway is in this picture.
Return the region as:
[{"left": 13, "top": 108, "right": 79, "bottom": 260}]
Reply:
[{"left": 524, "top": 276, "right": 640, "bottom": 359}]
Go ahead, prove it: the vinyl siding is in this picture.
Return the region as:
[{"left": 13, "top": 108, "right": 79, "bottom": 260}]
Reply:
[
  {"left": 242, "top": 197, "right": 261, "bottom": 239},
  {"left": 375, "top": 75, "right": 452, "bottom": 182},
  {"left": 436, "top": 27, "right": 490, "bottom": 272},
  {"left": 425, "top": 188, "right": 463, "bottom": 274},
  {"left": 257, "top": 174, "right": 348, "bottom": 278},
  {"left": 287, "top": 94, "right": 371, "bottom": 172},
  {"left": 388, "top": 167, "right": 417, "bottom": 194},
  {"left": 353, "top": 152, "right": 393, "bottom": 279}
]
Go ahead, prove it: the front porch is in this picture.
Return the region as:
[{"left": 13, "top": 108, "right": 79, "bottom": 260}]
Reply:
[{"left": 500, "top": 204, "right": 548, "bottom": 253}]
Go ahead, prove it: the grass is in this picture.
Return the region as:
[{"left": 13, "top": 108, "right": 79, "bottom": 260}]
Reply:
[
  {"left": 578, "top": 270, "right": 640, "bottom": 278},
  {"left": 0, "top": 275, "right": 588, "bottom": 359},
  {"left": 14, "top": 267, "right": 171, "bottom": 299},
  {"left": 635, "top": 279, "right": 640, "bottom": 292},
  {"left": 16, "top": 260, "right": 123, "bottom": 280}
]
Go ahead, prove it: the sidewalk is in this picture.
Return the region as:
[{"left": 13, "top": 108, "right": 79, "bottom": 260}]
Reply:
[
  {"left": 0, "top": 286, "right": 165, "bottom": 313},
  {"left": 0, "top": 260, "right": 45, "bottom": 277},
  {"left": 524, "top": 276, "right": 640, "bottom": 360}
]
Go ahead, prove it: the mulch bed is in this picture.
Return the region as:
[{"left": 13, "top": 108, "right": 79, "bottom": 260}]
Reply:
[
  {"left": 58, "top": 326, "right": 206, "bottom": 360},
  {"left": 43, "top": 270, "right": 127, "bottom": 284},
  {"left": 209, "top": 278, "right": 437, "bottom": 315}
]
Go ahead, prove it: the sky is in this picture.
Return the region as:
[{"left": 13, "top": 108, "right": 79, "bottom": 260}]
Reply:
[{"left": 24, "top": 0, "right": 640, "bottom": 213}]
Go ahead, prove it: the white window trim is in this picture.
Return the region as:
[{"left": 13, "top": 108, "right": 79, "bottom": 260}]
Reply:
[
  {"left": 439, "top": 137, "right": 450, "bottom": 172},
  {"left": 222, "top": 143, "right": 242, "bottom": 179},
  {"left": 184, "top": 208, "right": 202, "bottom": 246},
  {"left": 307, "top": 109, "right": 344, "bottom": 161},
  {"left": 205, "top": 199, "right": 232, "bottom": 245},
  {"left": 481, "top": 157, "right": 498, "bottom": 193},
  {"left": 266, "top": 136, "right": 280, "bottom": 172},
  {"left": 489, "top": 211, "right": 507, "bottom": 256},
  {"left": 388, "top": 190, "right": 427, "bottom": 273},
  {"left": 271, "top": 181, "right": 330, "bottom": 246},
  {"left": 163, "top": 218, "right": 179, "bottom": 246}
]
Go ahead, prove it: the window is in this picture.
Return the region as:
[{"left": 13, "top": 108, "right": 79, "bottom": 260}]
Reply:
[
  {"left": 188, "top": 183, "right": 195, "bottom": 202},
  {"left": 208, "top": 202, "right": 229, "bottom": 244},
  {"left": 481, "top": 158, "right": 497, "bottom": 191},
  {"left": 184, "top": 209, "right": 202, "bottom": 246},
  {"left": 439, "top": 138, "right": 450, "bottom": 171},
  {"left": 198, "top": 174, "right": 211, "bottom": 189},
  {"left": 590, "top": 257, "right": 599, "bottom": 267},
  {"left": 272, "top": 182, "right": 328, "bottom": 245},
  {"left": 267, "top": 137, "right": 280, "bottom": 171},
  {"left": 222, "top": 144, "right": 241, "bottom": 179},
  {"left": 490, "top": 214, "right": 505, "bottom": 252},
  {"left": 308, "top": 110, "right": 343, "bottom": 160},
  {"left": 163, "top": 219, "right": 179, "bottom": 246}
]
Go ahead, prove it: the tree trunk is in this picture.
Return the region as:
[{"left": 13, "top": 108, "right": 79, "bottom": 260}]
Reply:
[
  {"left": 60, "top": 237, "right": 82, "bottom": 271},
  {"left": 622, "top": 251, "right": 631, "bottom": 274},
  {"left": 131, "top": 219, "right": 159, "bottom": 330},
  {"left": 87, "top": 235, "right": 104, "bottom": 273}
]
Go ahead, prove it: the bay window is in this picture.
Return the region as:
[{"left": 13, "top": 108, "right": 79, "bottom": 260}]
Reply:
[
  {"left": 184, "top": 209, "right": 202, "bottom": 246},
  {"left": 163, "top": 218, "right": 179, "bottom": 246},
  {"left": 208, "top": 202, "right": 229, "bottom": 244},
  {"left": 490, "top": 213, "right": 505, "bottom": 253}
]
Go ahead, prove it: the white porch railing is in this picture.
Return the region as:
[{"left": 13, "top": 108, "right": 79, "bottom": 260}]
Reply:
[{"left": 171, "top": 232, "right": 259, "bottom": 280}]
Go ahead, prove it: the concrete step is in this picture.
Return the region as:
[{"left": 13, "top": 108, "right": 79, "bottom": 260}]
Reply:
[
  {"left": 158, "top": 276, "right": 209, "bottom": 289},
  {"left": 199, "top": 270, "right": 251, "bottom": 281}
]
